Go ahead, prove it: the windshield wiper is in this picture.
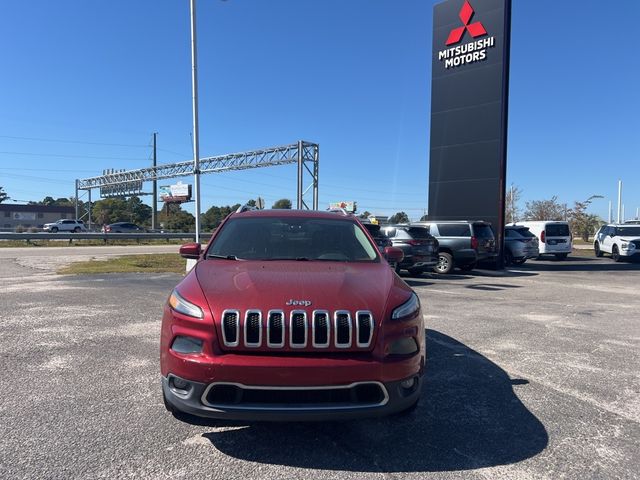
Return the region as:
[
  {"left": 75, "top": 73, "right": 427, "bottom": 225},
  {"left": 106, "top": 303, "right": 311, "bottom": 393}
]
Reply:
[{"left": 208, "top": 254, "right": 238, "bottom": 260}]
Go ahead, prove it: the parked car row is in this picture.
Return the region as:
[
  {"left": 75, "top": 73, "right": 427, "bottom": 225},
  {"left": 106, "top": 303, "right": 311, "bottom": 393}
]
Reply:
[{"left": 41, "top": 219, "right": 148, "bottom": 233}]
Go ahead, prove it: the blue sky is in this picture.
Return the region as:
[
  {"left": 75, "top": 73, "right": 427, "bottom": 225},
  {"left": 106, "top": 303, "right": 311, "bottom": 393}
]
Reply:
[{"left": 1, "top": 0, "right": 638, "bottom": 221}]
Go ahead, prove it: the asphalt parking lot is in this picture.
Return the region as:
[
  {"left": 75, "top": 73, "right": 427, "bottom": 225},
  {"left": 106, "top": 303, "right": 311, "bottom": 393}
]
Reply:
[{"left": 0, "top": 253, "right": 638, "bottom": 479}]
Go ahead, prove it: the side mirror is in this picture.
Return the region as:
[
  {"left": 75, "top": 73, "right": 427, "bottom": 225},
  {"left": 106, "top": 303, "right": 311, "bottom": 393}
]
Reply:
[
  {"left": 384, "top": 246, "right": 404, "bottom": 263},
  {"left": 179, "top": 242, "right": 201, "bottom": 260}
]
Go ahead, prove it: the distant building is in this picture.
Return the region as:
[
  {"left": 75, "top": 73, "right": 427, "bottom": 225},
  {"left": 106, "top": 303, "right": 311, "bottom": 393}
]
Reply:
[{"left": 0, "top": 204, "right": 76, "bottom": 231}]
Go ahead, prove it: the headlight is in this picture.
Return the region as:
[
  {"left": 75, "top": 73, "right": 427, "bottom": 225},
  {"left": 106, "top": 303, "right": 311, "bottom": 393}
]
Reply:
[
  {"left": 168, "top": 289, "right": 204, "bottom": 319},
  {"left": 391, "top": 293, "right": 420, "bottom": 320},
  {"left": 621, "top": 242, "right": 631, "bottom": 250}
]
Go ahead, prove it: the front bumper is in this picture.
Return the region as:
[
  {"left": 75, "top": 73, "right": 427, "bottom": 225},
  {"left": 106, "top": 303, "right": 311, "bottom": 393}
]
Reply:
[{"left": 162, "top": 375, "right": 421, "bottom": 421}]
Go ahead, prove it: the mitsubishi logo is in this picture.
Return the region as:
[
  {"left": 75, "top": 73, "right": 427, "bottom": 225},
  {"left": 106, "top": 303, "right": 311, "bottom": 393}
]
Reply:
[{"left": 446, "top": 0, "right": 487, "bottom": 46}]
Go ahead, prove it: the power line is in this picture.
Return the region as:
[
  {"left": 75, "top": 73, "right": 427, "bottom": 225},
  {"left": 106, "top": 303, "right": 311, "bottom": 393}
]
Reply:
[
  {"left": 0, "top": 150, "right": 147, "bottom": 162},
  {"left": 0, "top": 134, "right": 147, "bottom": 148}
]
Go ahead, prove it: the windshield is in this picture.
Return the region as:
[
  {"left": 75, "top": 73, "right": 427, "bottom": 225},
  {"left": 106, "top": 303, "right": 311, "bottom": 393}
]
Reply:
[
  {"left": 615, "top": 226, "right": 640, "bottom": 236},
  {"left": 474, "top": 224, "right": 495, "bottom": 239},
  {"left": 208, "top": 217, "right": 379, "bottom": 262},
  {"left": 546, "top": 224, "right": 570, "bottom": 236}
]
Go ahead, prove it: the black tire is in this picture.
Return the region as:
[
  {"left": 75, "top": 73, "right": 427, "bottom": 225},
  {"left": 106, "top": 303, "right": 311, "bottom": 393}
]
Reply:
[
  {"left": 51, "top": 227, "right": 58, "bottom": 233},
  {"left": 504, "top": 250, "right": 513, "bottom": 266},
  {"left": 512, "top": 258, "right": 527, "bottom": 265},
  {"left": 612, "top": 245, "right": 621, "bottom": 262},
  {"left": 395, "top": 264, "right": 402, "bottom": 274},
  {"left": 594, "top": 242, "right": 603, "bottom": 257},
  {"left": 433, "top": 252, "right": 453, "bottom": 274},
  {"left": 73, "top": 227, "right": 81, "bottom": 233},
  {"left": 555, "top": 253, "right": 568, "bottom": 260},
  {"left": 459, "top": 262, "right": 476, "bottom": 272},
  {"left": 408, "top": 267, "right": 424, "bottom": 277}
]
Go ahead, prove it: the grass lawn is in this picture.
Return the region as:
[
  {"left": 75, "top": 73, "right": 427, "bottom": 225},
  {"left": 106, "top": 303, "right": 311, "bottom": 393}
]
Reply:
[{"left": 57, "top": 254, "right": 186, "bottom": 275}]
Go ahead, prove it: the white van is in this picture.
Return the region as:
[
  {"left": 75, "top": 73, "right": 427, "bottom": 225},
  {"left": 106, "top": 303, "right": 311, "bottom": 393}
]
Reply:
[{"left": 509, "top": 221, "right": 572, "bottom": 259}]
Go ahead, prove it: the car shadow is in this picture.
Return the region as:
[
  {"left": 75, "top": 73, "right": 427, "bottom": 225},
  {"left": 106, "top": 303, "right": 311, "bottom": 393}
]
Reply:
[
  {"left": 187, "top": 330, "right": 548, "bottom": 473},
  {"left": 517, "top": 256, "right": 640, "bottom": 272}
]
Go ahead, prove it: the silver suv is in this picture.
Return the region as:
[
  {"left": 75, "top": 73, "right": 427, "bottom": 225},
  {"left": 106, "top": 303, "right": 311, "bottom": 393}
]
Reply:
[{"left": 43, "top": 219, "right": 87, "bottom": 233}]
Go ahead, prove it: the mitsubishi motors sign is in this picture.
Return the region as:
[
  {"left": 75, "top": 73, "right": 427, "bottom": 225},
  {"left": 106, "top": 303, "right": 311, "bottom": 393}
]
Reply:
[
  {"left": 439, "top": 0, "right": 495, "bottom": 69},
  {"left": 427, "top": 0, "right": 512, "bottom": 267}
]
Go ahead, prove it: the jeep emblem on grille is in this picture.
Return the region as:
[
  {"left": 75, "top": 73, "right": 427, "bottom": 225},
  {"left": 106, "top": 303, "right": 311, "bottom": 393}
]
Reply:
[{"left": 286, "top": 299, "right": 312, "bottom": 307}]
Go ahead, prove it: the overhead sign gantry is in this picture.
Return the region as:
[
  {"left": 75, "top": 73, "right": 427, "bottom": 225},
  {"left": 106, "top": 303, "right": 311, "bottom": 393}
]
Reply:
[{"left": 75, "top": 140, "right": 319, "bottom": 230}]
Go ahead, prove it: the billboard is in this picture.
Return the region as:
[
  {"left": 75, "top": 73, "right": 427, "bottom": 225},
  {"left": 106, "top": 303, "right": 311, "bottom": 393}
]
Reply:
[
  {"left": 329, "top": 201, "right": 357, "bottom": 213},
  {"left": 428, "top": 0, "right": 511, "bottom": 264},
  {"left": 160, "top": 182, "right": 192, "bottom": 203},
  {"left": 99, "top": 169, "right": 143, "bottom": 198}
]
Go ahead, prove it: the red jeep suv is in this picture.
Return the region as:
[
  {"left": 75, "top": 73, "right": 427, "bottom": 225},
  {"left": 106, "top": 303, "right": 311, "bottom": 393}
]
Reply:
[{"left": 160, "top": 209, "right": 425, "bottom": 421}]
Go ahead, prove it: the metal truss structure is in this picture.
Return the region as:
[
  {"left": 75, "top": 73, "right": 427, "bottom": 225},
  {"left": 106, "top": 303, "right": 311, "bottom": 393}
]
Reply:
[{"left": 75, "top": 141, "right": 319, "bottom": 229}]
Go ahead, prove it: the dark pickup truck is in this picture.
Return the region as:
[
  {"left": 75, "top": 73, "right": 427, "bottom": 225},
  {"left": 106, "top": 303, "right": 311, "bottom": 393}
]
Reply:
[{"left": 411, "top": 221, "right": 497, "bottom": 274}]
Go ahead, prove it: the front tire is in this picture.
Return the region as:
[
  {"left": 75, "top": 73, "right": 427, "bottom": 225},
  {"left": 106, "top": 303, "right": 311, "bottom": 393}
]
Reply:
[
  {"left": 50, "top": 227, "right": 58, "bottom": 233},
  {"left": 407, "top": 267, "right": 424, "bottom": 277},
  {"left": 594, "top": 242, "right": 603, "bottom": 257},
  {"left": 612, "top": 245, "right": 621, "bottom": 262},
  {"left": 434, "top": 252, "right": 453, "bottom": 274},
  {"left": 512, "top": 258, "right": 527, "bottom": 265},
  {"left": 73, "top": 227, "right": 81, "bottom": 233}
]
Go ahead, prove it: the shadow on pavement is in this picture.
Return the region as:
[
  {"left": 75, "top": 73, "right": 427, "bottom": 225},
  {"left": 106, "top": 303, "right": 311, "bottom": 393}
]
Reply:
[
  {"left": 517, "top": 256, "right": 640, "bottom": 272},
  {"left": 196, "top": 329, "right": 548, "bottom": 473}
]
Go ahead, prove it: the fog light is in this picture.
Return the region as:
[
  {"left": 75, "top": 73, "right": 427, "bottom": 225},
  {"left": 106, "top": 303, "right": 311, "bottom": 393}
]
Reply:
[
  {"left": 401, "top": 377, "right": 416, "bottom": 389},
  {"left": 387, "top": 337, "right": 419, "bottom": 356},
  {"left": 171, "top": 336, "right": 203, "bottom": 354},
  {"left": 169, "top": 376, "right": 192, "bottom": 394},
  {"left": 172, "top": 377, "right": 189, "bottom": 390}
]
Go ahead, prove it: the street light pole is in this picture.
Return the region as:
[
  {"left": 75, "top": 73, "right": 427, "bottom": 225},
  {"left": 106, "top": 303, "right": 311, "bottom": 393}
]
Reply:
[{"left": 190, "top": 0, "right": 202, "bottom": 244}]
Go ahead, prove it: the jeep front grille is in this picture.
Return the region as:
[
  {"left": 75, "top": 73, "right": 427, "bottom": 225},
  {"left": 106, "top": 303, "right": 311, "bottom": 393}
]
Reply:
[
  {"left": 222, "top": 310, "right": 240, "bottom": 347},
  {"left": 267, "top": 310, "right": 285, "bottom": 348},
  {"left": 356, "top": 311, "right": 373, "bottom": 347},
  {"left": 290, "top": 311, "right": 308, "bottom": 348},
  {"left": 312, "top": 311, "right": 330, "bottom": 348},
  {"left": 219, "top": 309, "right": 375, "bottom": 351},
  {"left": 244, "top": 310, "right": 262, "bottom": 347},
  {"left": 335, "top": 311, "right": 352, "bottom": 348}
]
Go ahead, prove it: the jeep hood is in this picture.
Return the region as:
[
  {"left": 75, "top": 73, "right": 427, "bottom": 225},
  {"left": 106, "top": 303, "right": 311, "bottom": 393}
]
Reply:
[{"left": 194, "top": 259, "right": 410, "bottom": 322}]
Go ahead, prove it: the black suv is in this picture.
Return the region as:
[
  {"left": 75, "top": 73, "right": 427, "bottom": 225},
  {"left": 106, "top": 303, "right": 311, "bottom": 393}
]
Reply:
[
  {"left": 381, "top": 225, "right": 439, "bottom": 276},
  {"left": 412, "top": 221, "right": 497, "bottom": 274}
]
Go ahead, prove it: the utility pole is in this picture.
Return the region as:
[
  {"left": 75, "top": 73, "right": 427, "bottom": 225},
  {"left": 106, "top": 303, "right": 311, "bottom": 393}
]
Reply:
[
  {"left": 617, "top": 180, "right": 622, "bottom": 224},
  {"left": 152, "top": 133, "right": 158, "bottom": 231},
  {"left": 190, "top": 0, "right": 202, "bottom": 244},
  {"left": 608, "top": 200, "right": 612, "bottom": 223}
]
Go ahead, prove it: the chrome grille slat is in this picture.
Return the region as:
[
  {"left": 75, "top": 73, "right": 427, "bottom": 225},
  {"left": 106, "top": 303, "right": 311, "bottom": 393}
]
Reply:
[
  {"left": 355, "top": 310, "right": 374, "bottom": 348},
  {"left": 334, "top": 310, "right": 352, "bottom": 348},
  {"left": 267, "top": 310, "right": 285, "bottom": 348},
  {"left": 289, "top": 310, "right": 308, "bottom": 348},
  {"left": 221, "top": 309, "right": 240, "bottom": 347},
  {"left": 312, "top": 310, "right": 330, "bottom": 348},
  {"left": 244, "top": 310, "right": 262, "bottom": 347}
]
